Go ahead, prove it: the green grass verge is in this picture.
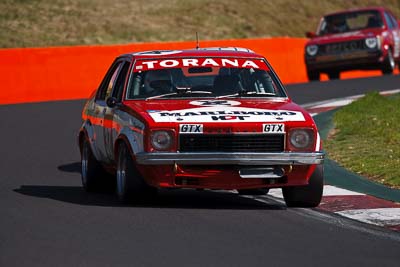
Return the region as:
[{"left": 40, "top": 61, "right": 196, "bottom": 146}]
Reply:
[
  {"left": 1, "top": 0, "right": 399, "bottom": 48},
  {"left": 324, "top": 92, "right": 400, "bottom": 188}
]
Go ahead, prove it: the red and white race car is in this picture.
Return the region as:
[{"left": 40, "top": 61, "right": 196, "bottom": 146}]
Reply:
[
  {"left": 305, "top": 7, "right": 400, "bottom": 81},
  {"left": 78, "top": 47, "right": 325, "bottom": 207}
]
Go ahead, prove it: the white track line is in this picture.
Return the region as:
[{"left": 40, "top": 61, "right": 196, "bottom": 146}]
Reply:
[
  {"left": 336, "top": 208, "right": 400, "bottom": 227},
  {"left": 268, "top": 188, "right": 283, "bottom": 199},
  {"left": 267, "top": 185, "right": 364, "bottom": 200},
  {"left": 241, "top": 187, "right": 400, "bottom": 229},
  {"left": 322, "top": 185, "right": 365, "bottom": 196},
  {"left": 311, "top": 98, "right": 357, "bottom": 108},
  {"left": 301, "top": 89, "right": 400, "bottom": 109}
]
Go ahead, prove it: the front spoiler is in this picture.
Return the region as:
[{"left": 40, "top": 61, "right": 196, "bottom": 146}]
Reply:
[{"left": 135, "top": 152, "right": 325, "bottom": 165}]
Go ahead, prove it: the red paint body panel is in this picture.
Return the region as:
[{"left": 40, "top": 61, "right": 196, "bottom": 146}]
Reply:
[{"left": 138, "top": 164, "right": 316, "bottom": 190}]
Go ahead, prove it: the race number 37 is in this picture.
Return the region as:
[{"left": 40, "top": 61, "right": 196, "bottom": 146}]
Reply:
[
  {"left": 180, "top": 124, "right": 203, "bottom": 134},
  {"left": 263, "top": 123, "right": 285, "bottom": 133}
]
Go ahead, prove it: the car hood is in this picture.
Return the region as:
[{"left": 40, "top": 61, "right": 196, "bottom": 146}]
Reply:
[
  {"left": 123, "top": 98, "right": 312, "bottom": 127},
  {"left": 306, "top": 28, "right": 383, "bottom": 45}
]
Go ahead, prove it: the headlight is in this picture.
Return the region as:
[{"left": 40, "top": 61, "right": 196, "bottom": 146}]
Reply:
[
  {"left": 365, "top": 37, "right": 378, "bottom": 49},
  {"left": 288, "top": 128, "right": 315, "bottom": 151},
  {"left": 306, "top": 45, "right": 318, "bottom": 56},
  {"left": 150, "top": 130, "right": 174, "bottom": 151}
]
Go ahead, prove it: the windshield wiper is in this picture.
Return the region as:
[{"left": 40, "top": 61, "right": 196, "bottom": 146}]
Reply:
[
  {"left": 145, "top": 90, "right": 213, "bottom": 100},
  {"left": 175, "top": 87, "right": 212, "bottom": 95},
  {"left": 146, "top": 92, "right": 178, "bottom": 100},
  {"left": 216, "top": 90, "right": 275, "bottom": 99}
]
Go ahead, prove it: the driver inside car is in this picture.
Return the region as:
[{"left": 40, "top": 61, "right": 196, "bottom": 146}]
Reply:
[{"left": 142, "top": 69, "right": 174, "bottom": 96}]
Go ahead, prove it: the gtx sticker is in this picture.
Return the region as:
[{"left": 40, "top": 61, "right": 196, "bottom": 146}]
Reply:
[
  {"left": 134, "top": 58, "right": 267, "bottom": 71},
  {"left": 263, "top": 123, "right": 285, "bottom": 133},
  {"left": 180, "top": 124, "right": 203, "bottom": 134},
  {"left": 190, "top": 100, "right": 241, "bottom": 107},
  {"left": 148, "top": 106, "right": 305, "bottom": 123}
]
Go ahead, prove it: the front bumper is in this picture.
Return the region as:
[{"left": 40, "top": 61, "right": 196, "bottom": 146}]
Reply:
[
  {"left": 135, "top": 151, "right": 325, "bottom": 165},
  {"left": 305, "top": 50, "right": 382, "bottom": 72}
]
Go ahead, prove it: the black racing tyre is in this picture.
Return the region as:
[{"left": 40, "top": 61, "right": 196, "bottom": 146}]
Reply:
[
  {"left": 116, "top": 142, "right": 156, "bottom": 203},
  {"left": 382, "top": 49, "right": 395, "bottom": 75},
  {"left": 282, "top": 165, "right": 324, "bottom": 208},
  {"left": 238, "top": 188, "right": 269, "bottom": 195},
  {"left": 306, "top": 70, "right": 320, "bottom": 81},
  {"left": 81, "top": 138, "right": 105, "bottom": 192},
  {"left": 327, "top": 71, "right": 340, "bottom": 80}
]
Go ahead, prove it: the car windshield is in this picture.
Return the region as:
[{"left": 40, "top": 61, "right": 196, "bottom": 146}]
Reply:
[
  {"left": 318, "top": 10, "right": 383, "bottom": 35},
  {"left": 125, "top": 57, "right": 287, "bottom": 100}
]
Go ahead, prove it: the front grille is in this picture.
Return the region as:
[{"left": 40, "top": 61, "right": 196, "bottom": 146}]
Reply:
[
  {"left": 179, "top": 134, "right": 284, "bottom": 152},
  {"left": 320, "top": 40, "right": 366, "bottom": 54}
]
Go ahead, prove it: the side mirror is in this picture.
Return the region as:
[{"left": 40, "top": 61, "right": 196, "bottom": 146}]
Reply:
[
  {"left": 106, "top": 96, "right": 119, "bottom": 108},
  {"left": 306, "top": 31, "right": 316, "bottom": 38}
]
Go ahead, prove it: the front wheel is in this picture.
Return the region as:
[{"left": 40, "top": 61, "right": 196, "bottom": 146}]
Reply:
[
  {"left": 382, "top": 49, "right": 395, "bottom": 75},
  {"left": 282, "top": 165, "right": 324, "bottom": 208},
  {"left": 307, "top": 70, "right": 320, "bottom": 81},
  {"left": 116, "top": 142, "right": 156, "bottom": 203},
  {"left": 327, "top": 71, "right": 340, "bottom": 80}
]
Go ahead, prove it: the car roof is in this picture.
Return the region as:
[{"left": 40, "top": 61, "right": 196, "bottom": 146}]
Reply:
[
  {"left": 119, "top": 47, "right": 264, "bottom": 60},
  {"left": 323, "top": 6, "right": 387, "bottom": 17}
]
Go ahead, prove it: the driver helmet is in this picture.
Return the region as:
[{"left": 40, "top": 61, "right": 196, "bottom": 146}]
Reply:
[{"left": 143, "top": 70, "right": 173, "bottom": 95}]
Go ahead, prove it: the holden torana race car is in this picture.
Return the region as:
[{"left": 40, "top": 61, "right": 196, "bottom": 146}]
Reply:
[
  {"left": 305, "top": 7, "right": 400, "bottom": 81},
  {"left": 78, "top": 47, "right": 325, "bottom": 207}
]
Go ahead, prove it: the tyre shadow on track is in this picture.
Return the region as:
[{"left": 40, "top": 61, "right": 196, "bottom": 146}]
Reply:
[
  {"left": 57, "top": 162, "right": 81, "bottom": 173},
  {"left": 52, "top": 162, "right": 287, "bottom": 210},
  {"left": 13, "top": 185, "right": 286, "bottom": 210}
]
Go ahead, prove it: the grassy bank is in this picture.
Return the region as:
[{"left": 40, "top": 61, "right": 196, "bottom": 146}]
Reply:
[
  {"left": 325, "top": 92, "right": 400, "bottom": 188},
  {"left": 1, "top": 0, "right": 399, "bottom": 48}
]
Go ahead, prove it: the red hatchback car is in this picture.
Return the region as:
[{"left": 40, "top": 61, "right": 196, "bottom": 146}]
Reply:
[
  {"left": 305, "top": 7, "right": 400, "bottom": 81},
  {"left": 78, "top": 48, "right": 325, "bottom": 207}
]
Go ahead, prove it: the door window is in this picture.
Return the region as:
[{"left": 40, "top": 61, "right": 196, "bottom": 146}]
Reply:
[
  {"left": 96, "top": 62, "right": 123, "bottom": 101},
  {"left": 112, "top": 61, "right": 131, "bottom": 101}
]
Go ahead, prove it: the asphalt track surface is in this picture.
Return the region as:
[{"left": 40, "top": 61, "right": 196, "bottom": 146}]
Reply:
[{"left": 1, "top": 75, "right": 400, "bottom": 266}]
